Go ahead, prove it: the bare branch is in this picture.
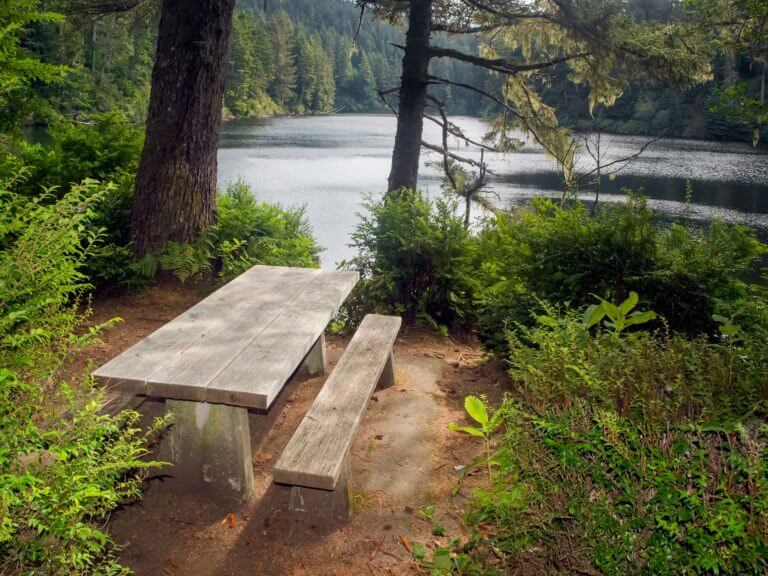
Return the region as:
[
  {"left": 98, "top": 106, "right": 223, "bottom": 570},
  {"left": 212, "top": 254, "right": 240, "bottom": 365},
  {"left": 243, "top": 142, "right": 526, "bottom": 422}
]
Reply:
[
  {"left": 423, "top": 113, "right": 499, "bottom": 152},
  {"left": 353, "top": 2, "right": 366, "bottom": 43}
]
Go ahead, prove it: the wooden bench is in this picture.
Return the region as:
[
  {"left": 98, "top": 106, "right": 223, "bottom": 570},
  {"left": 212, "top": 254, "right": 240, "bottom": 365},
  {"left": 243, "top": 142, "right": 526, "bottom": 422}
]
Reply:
[{"left": 272, "top": 313, "right": 402, "bottom": 520}]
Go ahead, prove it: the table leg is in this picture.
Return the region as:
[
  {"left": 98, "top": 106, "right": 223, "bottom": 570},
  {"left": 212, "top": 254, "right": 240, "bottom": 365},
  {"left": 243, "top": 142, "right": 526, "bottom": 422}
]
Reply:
[
  {"left": 300, "top": 333, "right": 326, "bottom": 376},
  {"left": 159, "top": 399, "right": 255, "bottom": 503}
]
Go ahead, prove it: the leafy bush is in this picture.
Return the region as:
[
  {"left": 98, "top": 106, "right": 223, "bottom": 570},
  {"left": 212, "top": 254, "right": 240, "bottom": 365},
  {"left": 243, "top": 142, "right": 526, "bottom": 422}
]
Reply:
[
  {"left": 436, "top": 298, "right": 768, "bottom": 575},
  {"left": 463, "top": 401, "right": 768, "bottom": 576},
  {"left": 471, "top": 195, "right": 765, "bottom": 349},
  {"left": 344, "top": 191, "right": 474, "bottom": 326},
  {"left": 0, "top": 114, "right": 144, "bottom": 290},
  {"left": 508, "top": 301, "right": 767, "bottom": 425},
  {"left": 133, "top": 180, "right": 322, "bottom": 284},
  {"left": 0, "top": 371, "right": 163, "bottom": 575},
  {"left": 0, "top": 177, "right": 163, "bottom": 574},
  {"left": 216, "top": 179, "right": 321, "bottom": 277},
  {"left": 1, "top": 112, "right": 143, "bottom": 199}
]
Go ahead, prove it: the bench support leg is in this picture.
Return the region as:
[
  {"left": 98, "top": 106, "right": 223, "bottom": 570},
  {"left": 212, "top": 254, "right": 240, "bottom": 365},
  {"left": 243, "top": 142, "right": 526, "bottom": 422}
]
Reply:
[
  {"left": 286, "top": 458, "right": 352, "bottom": 521},
  {"left": 160, "top": 400, "right": 255, "bottom": 504},
  {"left": 377, "top": 350, "right": 397, "bottom": 389},
  {"left": 301, "top": 334, "right": 326, "bottom": 376}
]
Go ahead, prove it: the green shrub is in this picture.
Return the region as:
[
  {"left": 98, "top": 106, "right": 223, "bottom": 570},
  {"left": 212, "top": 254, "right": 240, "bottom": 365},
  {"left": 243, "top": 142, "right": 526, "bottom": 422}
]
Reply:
[
  {"left": 216, "top": 179, "right": 321, "bottom": 277},
  {"left": 0, "top": 177, "right": 163, "bottom": 575},
  {"left": 0, "top": 114, "right": 144, "bottom": 290},
  {"left": 442, "top": 300, "right": 768, "bottom": 575},
  {"left": 507, "top": 302, "right": 767, "bottom": 425},
  {"left": 2, "top": 112, "right": 143, "bottom": 199},
  {"left": 0, "top": 371, "right": 164, "bottom": 575},
  {"left": 133, "top": 180, "right": 322, "bottom": 284},
  {"left": 344, "top": 191, "right": 474, "bottom": 326},
  {"left": 471, "top": 195, "right": 765, "bottom": 348},
  {"left": 466, "top": 401, "right": 768, "bottom": 576}
]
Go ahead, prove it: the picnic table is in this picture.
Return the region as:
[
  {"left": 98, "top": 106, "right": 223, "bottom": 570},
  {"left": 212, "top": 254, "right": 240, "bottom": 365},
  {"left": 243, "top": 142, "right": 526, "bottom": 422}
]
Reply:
[{"left": 93, "top": 265, "right": 358, "bottom": 502}]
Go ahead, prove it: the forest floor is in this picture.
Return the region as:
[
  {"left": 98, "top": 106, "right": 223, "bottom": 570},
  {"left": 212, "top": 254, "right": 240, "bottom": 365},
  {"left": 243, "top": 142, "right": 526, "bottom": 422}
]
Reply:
[{"left": 79, "top": 283, "right": 510, "bottom": 576}]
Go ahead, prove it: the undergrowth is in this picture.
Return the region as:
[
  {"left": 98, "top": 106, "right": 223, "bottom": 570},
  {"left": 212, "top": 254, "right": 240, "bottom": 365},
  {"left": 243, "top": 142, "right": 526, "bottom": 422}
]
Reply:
[
  {"left": 0, "top": 177, "right": 166, "bottom": 575},
  {"left": 133, "top": 179, "right": 322, "bottom": 284},
  {"left": 417, "top": 298, "right": 768, "bottom": 575}
]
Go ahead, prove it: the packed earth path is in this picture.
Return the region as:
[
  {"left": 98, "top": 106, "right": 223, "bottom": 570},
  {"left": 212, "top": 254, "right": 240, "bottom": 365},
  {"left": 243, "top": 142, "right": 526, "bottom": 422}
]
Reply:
[{"left": 76, "top": 284, "right": 510, "bottom": 576}]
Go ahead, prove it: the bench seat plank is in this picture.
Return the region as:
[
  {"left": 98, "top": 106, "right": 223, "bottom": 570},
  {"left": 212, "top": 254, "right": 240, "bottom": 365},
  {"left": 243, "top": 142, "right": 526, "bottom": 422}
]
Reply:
[
  {"left": 273, "top": 314, "right": 401, "bottom": 490},
  {"left": 207, "top": 270, "right": 359, "bottom": 409},
  {"left": 92, "top": 265, "right": 312, "bottom": 394}
]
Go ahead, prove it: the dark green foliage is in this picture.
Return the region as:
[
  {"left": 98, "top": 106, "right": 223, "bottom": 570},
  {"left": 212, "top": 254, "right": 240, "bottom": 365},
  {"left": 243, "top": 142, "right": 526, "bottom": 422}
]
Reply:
[
  {"left": 471, "top": 195, "right": 765, "bottom": 349},
  {"left": 133, "top": 180, "right": 322, "bottom": 284},
  {"left": 1, "top": 114, "right": 144, "bottom": 289},
  {"left": 1, "top": 112, "right": 142, "bottom": 200},
  {"left": 344, "top": 191, "right": 473, "bottom": 326},
  {"left": 477, "top": 400, "right": 768, "bottom": 575},
  {"left": 11, "top": 0, "right": 490, "bottom": 124},
  {"left": 216, "top": 180, "right": 322, "bottom": 277},
  {"left": 341, "top": 191, "right": 764, "bottom": 343},
  {"left": 0, "top": 0, "right": 66, "bottom": 135},
  {"left": 507, "top": 304, "right": 768, "bottom": 424}
]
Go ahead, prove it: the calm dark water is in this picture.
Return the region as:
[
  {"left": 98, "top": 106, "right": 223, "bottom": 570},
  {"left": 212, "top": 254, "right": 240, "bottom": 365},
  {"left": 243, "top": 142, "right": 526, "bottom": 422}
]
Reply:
[{"left": 218, "top": 114, "right": 768, "bottom": 268}]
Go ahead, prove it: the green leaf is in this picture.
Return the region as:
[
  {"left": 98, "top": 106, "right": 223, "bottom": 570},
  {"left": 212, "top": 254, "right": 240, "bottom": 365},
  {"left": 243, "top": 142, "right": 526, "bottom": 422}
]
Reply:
[
  {"left": 432, "top": 547, "right": 452, "bottom": 569},
  {"left": 624, "top": 311, "right": 657, "bottom": 327},
  {"left": 601, "top": 300, "right": 622, "bottom": 323},
  {"left": 448, "top": 423, "right": 485, "bottom": 437},
  {"left": 720, "top": 323, "right": 741, "bottom": 337},
  {"left": 464, "top": 395, "right": 488, "bottom": 426},
  {"left": 583, "top": 304, "right": 605, "bottom": 328},
  {"left": 619, "top": 291, "right": 639, "bottom": 315},
  {"left": 536, "top": 314, "right": 559, "bottom": 328},
  {"left": 412, "top": 542, "right": 426, "bottom": 560}
]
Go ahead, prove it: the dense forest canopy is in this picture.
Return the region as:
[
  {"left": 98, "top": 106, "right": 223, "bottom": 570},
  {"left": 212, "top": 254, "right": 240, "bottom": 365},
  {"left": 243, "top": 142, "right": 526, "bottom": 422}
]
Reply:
[{"left": 3, "top": 0, "right": 763, "bottom": 143}]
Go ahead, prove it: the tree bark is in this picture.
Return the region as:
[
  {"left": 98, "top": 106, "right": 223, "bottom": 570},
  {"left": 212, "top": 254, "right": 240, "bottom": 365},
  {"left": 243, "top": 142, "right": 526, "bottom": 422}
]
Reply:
[
  {"left": 386, "top": 0, "right": 433, "bottom": 196},
  {"left": 130, "top": 0, "right": 236, "bottom": 256}
]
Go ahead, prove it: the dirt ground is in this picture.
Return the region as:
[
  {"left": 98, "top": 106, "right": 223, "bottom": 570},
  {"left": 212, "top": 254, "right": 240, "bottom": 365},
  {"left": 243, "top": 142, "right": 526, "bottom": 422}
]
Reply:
[{"left": 83, "top": 284, "right": 509, "bottom": 576}]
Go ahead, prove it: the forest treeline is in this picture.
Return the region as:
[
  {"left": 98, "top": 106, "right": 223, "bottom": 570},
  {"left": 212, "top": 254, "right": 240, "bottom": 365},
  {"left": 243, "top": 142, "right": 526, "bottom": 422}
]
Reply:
[
  {"left": 10, "top": 0, "right": 764, "bottom": 143},
  {"left": 12, "top": 0, "right": 488, "bottom": 126}
]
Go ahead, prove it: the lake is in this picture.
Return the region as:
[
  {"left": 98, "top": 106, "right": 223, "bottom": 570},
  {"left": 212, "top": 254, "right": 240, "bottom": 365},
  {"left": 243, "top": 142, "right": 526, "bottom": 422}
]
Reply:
[{"left": 217, "top": 114, "right": 768, "bottom": 268}]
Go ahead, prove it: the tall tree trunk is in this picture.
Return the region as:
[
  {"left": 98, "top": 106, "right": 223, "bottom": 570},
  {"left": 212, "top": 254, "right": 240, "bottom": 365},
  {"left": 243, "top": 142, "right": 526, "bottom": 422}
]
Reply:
[
  {"left": 386, "top": 0, "right": 432, "bottom": 196},
  {"left": 130, "top": 0, "right": 236, "bottom": 256}
]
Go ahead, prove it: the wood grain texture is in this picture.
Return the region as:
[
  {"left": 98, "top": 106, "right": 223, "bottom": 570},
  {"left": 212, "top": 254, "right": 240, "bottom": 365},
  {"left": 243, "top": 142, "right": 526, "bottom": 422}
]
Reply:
[
  {"left": 206, "top": 270, "right": 359, "bottom": 409},
  {"left": 273, "top": 314, "right": 402, "bottom": 490},
  {"left": 93, "top": 265, "right": 302, "bottom": 393},
  {"left": 145, "top": 266, "right": 321, "bottom": 400}
]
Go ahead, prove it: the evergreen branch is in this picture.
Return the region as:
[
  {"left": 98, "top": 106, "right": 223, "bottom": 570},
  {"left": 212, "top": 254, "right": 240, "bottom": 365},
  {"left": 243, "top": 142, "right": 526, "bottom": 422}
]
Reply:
[
  {"left": 458, "top": 0, "right": 557, "bottom": 25},
  {"left": 427, "top": 45, "right": 589, "bottom": 74},
  {"left": 430, "top": 23, "right": 502, "bottom": 34}
]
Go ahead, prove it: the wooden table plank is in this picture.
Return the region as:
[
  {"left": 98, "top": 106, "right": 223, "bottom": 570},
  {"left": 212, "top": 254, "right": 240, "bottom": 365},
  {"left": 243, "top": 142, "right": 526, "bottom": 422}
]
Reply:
[
  {"left": 92, "top": 266, "right": 318, "bottom": 394},
  {"left": 145, "top": 266, "right": 321, "bottom": 401},
  {"left": 206, "top": 270, "right": 359, "bottom": 409}
]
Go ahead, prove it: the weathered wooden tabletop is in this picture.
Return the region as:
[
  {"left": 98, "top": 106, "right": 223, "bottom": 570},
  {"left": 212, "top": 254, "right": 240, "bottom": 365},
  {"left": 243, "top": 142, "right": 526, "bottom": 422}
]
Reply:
[{"left": 92, "top": 265, "right": 358, "bottom": 410}]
